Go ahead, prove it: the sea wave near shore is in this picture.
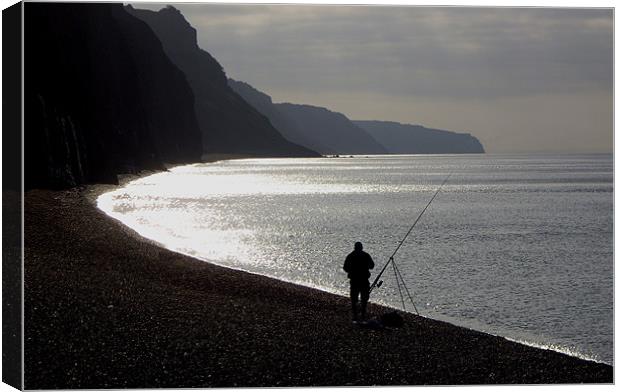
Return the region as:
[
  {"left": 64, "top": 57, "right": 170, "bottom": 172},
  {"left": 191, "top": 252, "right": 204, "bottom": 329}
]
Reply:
[{"left": 97, "top": 154, "right": 613, "bottom": 364}]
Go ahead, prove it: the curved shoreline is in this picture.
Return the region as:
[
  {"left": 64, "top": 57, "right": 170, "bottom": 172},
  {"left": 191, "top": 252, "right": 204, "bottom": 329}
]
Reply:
[
  {"left": 95, "top": 159, "right": 612, "bottom": 366},
  {"left": 23, "top": 175, "right": 613, "bottom": 388},
  {"left": 96, "top": 183, "right": 610, "bottom": 366}
]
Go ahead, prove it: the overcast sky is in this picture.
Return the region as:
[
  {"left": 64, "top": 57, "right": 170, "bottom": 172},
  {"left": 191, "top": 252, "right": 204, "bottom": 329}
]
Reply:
[{"left": 137, "top": 4, "right": 613, "bottom": 153}]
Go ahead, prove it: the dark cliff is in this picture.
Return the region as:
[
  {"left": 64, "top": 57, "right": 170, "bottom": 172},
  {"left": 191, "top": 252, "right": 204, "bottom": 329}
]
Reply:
[
  {"left": 354, "top": 120, "right": 485, "bottom": 154},
  {"left": 227, "top": 79, "right": 331, "bottom": 153},
  {"left": 25, "top": 3, "right": 202, "bottom": 189},
  {"left": 128, "top": 6, "right": 319, "bottom": 158},
  {"left": 228, "top": 78, "right": 386, "bottom": 155},
  {"left": 228, "top": 79, "right": 387, "bottom": 154},
  {"left": 229, "top": 79, "right": 486, "bottom": 156},
  {"left": 274, "top": 103, "right": 387, "bottom": 155}
]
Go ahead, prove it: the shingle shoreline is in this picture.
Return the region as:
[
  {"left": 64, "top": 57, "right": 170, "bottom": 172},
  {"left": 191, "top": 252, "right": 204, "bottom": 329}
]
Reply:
[{"left": 23, "top": 188, "right": 613, "bottom": 388}]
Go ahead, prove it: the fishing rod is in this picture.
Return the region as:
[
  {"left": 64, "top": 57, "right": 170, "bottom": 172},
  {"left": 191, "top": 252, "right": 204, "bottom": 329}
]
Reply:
[{"left": 369, "top": 172, "right": 453, "bottom": 300}]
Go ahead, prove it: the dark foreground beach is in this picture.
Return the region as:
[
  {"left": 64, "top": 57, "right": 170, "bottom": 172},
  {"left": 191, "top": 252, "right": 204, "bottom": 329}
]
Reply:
[{"left": 23, "top": 187, "right": 612, "bottom": 388}]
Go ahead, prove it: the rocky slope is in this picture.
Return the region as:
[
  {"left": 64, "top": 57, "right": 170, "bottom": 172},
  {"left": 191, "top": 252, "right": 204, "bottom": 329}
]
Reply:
[
  {"left": 127, "top": 6, "right": 319, "bottom": 158},
  {"left": 25, "top": 3, "right": 203, "bottom": 189},
  {"left": 274, "top": 103, "right": 388, "bottom": 155},
  {"left": 354, "top": 120, "right": 485, "bottom": 154},
  {"left": 229, "top": 78, "right": 387, "bottom": 155},
  {"left": 228, "top": 79, "right": 332, "bottom": 153},
  {"left": 229, "top": 78, "right": 485, "bottom": 155}
]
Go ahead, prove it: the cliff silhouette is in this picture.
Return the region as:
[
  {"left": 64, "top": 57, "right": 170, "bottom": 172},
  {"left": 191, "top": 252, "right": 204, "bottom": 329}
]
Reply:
[
  {"left": 227, "top": 79, "right": 333, "bottom": 153},
  {"left": 275, "top": 103, "right": 388, "bottom": 155},
  {"left": 229, "top": 78, "right": 485, "bottom": 155},
  {"left": 25, "top": 3, "right": 203, "bottom": 189},
  {"left": 228, "top": 79, "right": 387, "bottom": 155},
  {"left": 354, "top": 120, "right": 485, "bottom": 154},
  {"left": 127, "top": 6, "right": 318, "bottom": 158}
]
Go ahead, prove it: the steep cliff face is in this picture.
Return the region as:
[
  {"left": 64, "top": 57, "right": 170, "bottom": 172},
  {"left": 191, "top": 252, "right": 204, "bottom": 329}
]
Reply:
[
  {"left": 354, "top": 120, "right": 485, "bottom": 154},
  {"left": 128, "top": 6, "right": 319, "bottom": 158},
  {"left": 229, "top": 78, "right": 485, "bottom": 156},
  {"left": 25, "top": 3, "right": 202, "bottom": 189},
  {"left": 228, "top": 79, "right": 331, "bottom": 153},
  {"left": 275, "top": 103, "right": 388, "bottom": 155},
  {"left": 228, "top": 78, "right": 390, "bottom": 155},
  {"left": 229, "top": 79, "right": 387, "bottom": 155}
]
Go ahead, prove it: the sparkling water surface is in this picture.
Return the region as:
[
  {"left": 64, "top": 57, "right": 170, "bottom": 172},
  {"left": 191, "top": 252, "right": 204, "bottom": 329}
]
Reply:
[{"left": 97, "top": 154, "right": 613, "bottom": 364}]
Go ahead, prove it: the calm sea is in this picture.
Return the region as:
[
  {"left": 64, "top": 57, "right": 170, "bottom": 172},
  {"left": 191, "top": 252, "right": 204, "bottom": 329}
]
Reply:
[{"left": 97, "top": 154, "right": 613, "bottom": 364}]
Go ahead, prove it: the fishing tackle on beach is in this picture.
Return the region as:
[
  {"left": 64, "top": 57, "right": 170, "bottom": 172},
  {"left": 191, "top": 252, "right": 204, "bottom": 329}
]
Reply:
[{"left": 369, "top": 172, "right": 453, "bottom": 314}]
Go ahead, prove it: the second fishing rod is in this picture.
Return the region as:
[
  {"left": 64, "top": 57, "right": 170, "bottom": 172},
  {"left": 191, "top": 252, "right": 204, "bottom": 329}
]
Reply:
[{"left": 369, "top": 172, "right": 453, "bottom": 308}]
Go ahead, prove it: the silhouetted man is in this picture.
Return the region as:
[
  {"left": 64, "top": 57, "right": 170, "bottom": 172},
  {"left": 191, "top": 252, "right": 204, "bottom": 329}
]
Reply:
[{"left": 343, "top": 241, "right": 375, "bottom": 321}]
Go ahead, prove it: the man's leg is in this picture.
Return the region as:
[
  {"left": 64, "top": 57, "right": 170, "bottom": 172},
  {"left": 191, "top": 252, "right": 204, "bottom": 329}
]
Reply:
[
  {"left": 360, "top": 280, "right": 370, "bottom": 319},
  {"left": 350, "top": 283, "right": 360, "bottom": 320}
]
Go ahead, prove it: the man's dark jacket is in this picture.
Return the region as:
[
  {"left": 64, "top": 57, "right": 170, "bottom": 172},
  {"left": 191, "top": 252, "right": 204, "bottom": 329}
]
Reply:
[{"left": 343, "top": 250, "right": 375, "bottom": 281}]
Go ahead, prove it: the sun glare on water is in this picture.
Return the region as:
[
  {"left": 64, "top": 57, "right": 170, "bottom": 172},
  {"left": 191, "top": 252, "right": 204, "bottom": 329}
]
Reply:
[{"left": 96, "top": 160, "right": 404, "bottom": 274}]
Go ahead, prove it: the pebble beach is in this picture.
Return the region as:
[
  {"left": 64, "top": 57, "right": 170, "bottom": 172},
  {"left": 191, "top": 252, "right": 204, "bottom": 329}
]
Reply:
[{"left": 23, "top": 187, "right": 613, "bottom": 388}]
